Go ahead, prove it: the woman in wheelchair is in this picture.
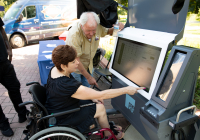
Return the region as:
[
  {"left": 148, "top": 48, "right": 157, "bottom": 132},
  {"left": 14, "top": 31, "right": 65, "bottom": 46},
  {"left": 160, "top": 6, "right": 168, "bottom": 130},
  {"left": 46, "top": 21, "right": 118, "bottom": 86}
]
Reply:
[{"left": 45, "top": 45, "right": 144, "bottom": 139}]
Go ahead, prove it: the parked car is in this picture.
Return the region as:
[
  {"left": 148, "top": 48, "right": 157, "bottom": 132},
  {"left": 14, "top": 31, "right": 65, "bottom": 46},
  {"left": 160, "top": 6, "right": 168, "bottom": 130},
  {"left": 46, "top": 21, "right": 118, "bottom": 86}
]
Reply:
[{"left": 2, "top": 0, "right": 77, "bottom": 48}]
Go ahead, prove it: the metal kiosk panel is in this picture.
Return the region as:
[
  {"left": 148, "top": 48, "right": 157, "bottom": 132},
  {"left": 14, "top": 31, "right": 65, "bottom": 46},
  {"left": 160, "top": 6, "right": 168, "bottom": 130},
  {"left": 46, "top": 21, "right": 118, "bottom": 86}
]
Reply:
[{"left": 140, "top": 46, "right": 200, "bottom": 140}]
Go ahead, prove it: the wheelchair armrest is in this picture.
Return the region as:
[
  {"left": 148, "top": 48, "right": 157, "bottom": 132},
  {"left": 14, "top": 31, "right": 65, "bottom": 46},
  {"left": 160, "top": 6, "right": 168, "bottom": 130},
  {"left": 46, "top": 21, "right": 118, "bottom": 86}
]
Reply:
[
  {"left": 19, "top": 101, "right": 37, "bottom": 107},
  {"left": 53, "top": 108, "right": 80, "bottom": 117},
  {"left": 26, "top": 82, "right": 40, "bottom": 86},
  {"left": 37, "top": 108, "right": 80, "bottom": 126}
]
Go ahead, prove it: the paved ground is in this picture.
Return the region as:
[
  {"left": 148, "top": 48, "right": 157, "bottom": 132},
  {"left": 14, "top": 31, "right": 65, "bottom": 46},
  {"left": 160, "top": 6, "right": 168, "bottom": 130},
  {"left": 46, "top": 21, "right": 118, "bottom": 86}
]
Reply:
[{"left": 0, "top": 42, "right": 130, "bottom": 140}]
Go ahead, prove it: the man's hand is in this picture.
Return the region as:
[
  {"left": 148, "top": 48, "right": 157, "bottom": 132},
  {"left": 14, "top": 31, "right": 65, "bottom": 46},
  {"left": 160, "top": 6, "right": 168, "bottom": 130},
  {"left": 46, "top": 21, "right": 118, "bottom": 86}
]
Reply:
[
  {"left": 87, "top": 76, "right": 99, "bottom": 87},
  {"left": 118, "top": 22, "right": 124, "bottom": 30},
  {"left": 108, "top": 22, "right": 125, "bottom": 35},
  {"left": 76, "top": 57, "right": 99, "bottom": 87}
]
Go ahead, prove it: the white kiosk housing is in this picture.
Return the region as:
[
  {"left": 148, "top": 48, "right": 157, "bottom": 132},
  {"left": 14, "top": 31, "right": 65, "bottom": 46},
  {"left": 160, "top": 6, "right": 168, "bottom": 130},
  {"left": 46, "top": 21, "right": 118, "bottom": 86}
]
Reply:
[{"left": 109, "top": 28, "right": 176, "bottom": 100}]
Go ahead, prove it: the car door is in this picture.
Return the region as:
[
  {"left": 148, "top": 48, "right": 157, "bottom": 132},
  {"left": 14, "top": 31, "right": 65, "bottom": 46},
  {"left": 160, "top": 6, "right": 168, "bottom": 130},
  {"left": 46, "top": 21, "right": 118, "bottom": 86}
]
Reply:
[
  {"left": 17, "top": 5, "right": 42, "bottom": 41},
  {"left": 39, "top": 1, "right": 77, "bottom": 39},
  {"left": 39, "top": 4, "right": 63, "bottom": 38}
]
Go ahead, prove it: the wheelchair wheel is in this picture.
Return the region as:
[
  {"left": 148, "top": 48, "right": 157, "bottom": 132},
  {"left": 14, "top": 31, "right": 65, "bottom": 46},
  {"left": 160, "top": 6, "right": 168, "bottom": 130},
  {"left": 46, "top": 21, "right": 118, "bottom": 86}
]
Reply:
[{"left": 29, "top": 126, "right": 86, "bottom": 140}]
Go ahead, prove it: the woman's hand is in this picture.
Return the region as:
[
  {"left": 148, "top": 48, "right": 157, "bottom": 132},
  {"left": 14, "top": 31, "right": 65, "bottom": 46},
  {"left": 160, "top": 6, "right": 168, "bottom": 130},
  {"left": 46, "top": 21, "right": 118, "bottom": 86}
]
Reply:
[
  {"left": 125, "top": 86, "right": 146, "bottom": 96},
  {"left": 92, "top": 99, "right": 104, "bottom": 104},
  {"left": 98, "top": 99, "right": 104, "bottom": 104},
  {"left": 195, "top": 109, "right": 200, "bottom": 118}
]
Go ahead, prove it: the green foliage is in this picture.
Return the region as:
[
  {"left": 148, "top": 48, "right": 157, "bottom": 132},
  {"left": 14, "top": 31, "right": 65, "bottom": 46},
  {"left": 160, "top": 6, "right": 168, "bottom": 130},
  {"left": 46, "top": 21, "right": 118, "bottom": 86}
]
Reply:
[
  {"left": 119, "top": 15, "right": 127, "bottom": 24},
  {"left": 3, "top": 0, "right": 17, "bottom": 6},
  {"left": 114, "top": 0, "right": 200, "bottom": 15},
  {"left": 0, "top": 0, "right": 16, "bottom": 17},
  {"left": 189, "top": 0, "right": 200, "bottom": 14},
  {"left": 194, "top": 70, "right": 200, "bottom": 108},
  {"left": 118, "top": 7, "right": 128, "bottom": 16},
  {"left": 104, "top": 50, "right": 112, "bottom": 61},
  {"left": 197, "top": 9, "right": 200, "bottom": 20},
  {"left": 115, "top": 0, "right": 128, "bottom": 7},
  {"left": 115, "top": 0, "right": 128, "bottom": 16},
  {"left": 100, "top": 37, "right": 115, "bottom": 61},
  {"left": 0, "top": 1, "right": 5, "bottom": 17},
  {"left": 115, "top": 0, "right": 200, "bottom": 20},
  {"left": 187, "top": 12, "right": 200, "bottom": 21},
  {"left": 115, "top": 0, "right": 200, "bottom": 15}
]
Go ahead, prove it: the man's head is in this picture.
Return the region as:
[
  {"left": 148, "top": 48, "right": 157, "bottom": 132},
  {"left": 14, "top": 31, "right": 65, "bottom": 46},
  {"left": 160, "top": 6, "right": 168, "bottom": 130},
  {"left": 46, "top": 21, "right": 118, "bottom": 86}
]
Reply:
[{"left": 80, "top": 12, "right": 100, "bottom": 39}]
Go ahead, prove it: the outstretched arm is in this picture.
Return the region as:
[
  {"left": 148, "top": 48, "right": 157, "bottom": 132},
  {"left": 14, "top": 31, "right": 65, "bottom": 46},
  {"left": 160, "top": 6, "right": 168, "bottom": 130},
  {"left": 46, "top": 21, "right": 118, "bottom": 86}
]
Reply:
[{"left": 72, "top": 85, "right": 145, "bottom": 100}]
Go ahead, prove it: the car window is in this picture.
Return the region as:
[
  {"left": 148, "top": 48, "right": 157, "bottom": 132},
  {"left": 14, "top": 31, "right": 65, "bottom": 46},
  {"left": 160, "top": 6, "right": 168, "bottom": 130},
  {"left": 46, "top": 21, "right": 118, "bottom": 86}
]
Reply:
[
  {"left": 3, "top": 4, "right": 22, "bottom": 21},
  {"left": 27, "top": 6, "right": 36, "bottom": 19},
  {"left": 22, "top": 9, "right": 27, "bottom": 20},
  {"left": 21, "top": 6, "right": 36, "bottom": 20}
]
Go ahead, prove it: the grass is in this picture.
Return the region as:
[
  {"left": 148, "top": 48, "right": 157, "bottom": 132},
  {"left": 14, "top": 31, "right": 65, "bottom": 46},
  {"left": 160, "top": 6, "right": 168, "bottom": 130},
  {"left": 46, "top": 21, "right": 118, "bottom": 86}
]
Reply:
[
  {"left": 186, "top": 23, "right": 200, "bottom": 26},
  {"left": 119, "top": 15, "right": 127, "bottom": 24},
  {"left": 184, "top": 22, "right": 200, "bottom": 36},
  {"left": 185, "top": 30, "right": 200, "bottom": 35},
  {"left": 178, "top": 37, "right": 200, "bottom": 48},
  {"left": 100, "top": 19, "right": 200, "bottom": 109},
  {"left": 100, "top": 36, "right": 116, "bottom": 60}
]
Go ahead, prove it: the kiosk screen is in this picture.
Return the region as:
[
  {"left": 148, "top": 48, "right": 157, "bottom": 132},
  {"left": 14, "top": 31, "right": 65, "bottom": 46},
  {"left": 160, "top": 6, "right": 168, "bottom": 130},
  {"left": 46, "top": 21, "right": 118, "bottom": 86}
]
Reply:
[
  {"left": 112, "top": 38, "right": 161, "bottom": 91},
  {"left": 157, "top": 52, "right": 186, "bottom": 101}
]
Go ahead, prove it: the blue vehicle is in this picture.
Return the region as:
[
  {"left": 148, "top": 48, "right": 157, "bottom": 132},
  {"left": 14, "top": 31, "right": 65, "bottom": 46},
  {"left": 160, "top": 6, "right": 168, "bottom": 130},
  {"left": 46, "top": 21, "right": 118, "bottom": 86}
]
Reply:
[{"left": 3, "top": 0, "right": 77, "bottom": 48}]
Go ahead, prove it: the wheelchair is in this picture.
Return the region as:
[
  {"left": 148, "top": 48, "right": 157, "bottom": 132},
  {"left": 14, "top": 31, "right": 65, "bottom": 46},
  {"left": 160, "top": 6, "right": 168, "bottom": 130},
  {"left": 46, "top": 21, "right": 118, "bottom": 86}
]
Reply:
[{"left": 19, "top": 82, "right": 121, "bottom": 140}]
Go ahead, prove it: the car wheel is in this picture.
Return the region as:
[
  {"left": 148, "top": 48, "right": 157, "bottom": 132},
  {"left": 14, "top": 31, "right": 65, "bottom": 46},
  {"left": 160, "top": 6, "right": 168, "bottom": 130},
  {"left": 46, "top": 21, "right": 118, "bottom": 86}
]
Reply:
[{"left": 10, "top": 34, "right": 25, "bottom": 48}]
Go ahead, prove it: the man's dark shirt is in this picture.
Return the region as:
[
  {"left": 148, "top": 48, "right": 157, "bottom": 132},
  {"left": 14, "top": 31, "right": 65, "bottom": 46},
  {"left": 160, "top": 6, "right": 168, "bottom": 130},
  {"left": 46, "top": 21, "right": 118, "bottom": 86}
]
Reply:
[{"left": 0, "top": 18, "right": 8, "bottom": 63}]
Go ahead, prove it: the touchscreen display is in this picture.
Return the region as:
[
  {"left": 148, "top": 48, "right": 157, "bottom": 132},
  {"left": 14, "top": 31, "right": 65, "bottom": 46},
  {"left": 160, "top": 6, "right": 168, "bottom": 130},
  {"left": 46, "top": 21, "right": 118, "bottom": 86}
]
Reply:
[
  {"left": 112, "top": 38, "right": 161, "bottom": 91},
  {"left": 157, "top": 52, "right": 186, "bottom": 101}
]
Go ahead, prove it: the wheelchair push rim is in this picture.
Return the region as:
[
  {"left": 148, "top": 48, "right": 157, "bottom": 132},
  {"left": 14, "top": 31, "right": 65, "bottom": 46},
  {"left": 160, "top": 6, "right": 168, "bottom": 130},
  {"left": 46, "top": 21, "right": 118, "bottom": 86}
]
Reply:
[{"left": 29, "top": 126, "right": 86, "bottom": 140}]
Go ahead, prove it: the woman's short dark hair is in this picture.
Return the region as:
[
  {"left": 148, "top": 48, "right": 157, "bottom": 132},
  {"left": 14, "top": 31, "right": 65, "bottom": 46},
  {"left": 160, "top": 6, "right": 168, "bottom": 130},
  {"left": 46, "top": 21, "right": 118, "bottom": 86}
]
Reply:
[{"left": 52, "top": 45, "right": 77, "bottom": 72}]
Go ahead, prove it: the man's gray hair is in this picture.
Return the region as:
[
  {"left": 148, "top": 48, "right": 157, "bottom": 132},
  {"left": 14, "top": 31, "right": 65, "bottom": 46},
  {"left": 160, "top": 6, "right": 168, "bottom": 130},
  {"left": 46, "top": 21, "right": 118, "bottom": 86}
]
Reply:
[{"left": 79, "top": 12, "right": 100, "bottom": 27}]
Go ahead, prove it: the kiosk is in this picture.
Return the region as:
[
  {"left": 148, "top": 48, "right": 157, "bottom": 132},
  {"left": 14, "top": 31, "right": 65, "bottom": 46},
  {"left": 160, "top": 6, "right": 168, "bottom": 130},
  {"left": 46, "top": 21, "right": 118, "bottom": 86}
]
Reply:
[{"left": 109, "top": 0, "right": 200, "bottom": 139}]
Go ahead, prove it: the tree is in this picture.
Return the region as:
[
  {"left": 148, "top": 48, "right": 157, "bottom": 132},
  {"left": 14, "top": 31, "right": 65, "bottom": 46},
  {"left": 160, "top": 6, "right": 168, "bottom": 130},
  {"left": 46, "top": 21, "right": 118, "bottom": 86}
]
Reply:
[
  {"left": 115, "top": 0, "right": 128, "bottom": 16},
  {"left": 115, "top": 0, "right": 128, "bottom": 7},
  {"left": 189, "top": 0, "right": 200, "bottom": 14},
  {"left": 0, "top": 0, "right": 16, "bottom": 17},
  {"left": 3, "top": 0, "right": 17, "bottom": 6},
  {"left": 115, "top": 0, "right": 200, "bottom": 14}
]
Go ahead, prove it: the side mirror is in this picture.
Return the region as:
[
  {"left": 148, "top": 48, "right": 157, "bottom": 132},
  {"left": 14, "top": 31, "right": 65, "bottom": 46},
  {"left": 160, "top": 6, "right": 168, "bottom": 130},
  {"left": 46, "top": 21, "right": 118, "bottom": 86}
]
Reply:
[{"left": 16, "top": 13, "right": 23, "bottom": 22}]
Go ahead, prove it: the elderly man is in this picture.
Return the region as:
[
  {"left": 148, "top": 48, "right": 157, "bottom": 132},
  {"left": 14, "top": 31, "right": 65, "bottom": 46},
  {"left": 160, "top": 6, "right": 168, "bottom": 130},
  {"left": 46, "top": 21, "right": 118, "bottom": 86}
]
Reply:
[{"left": 66, "top": 12, "right": 124, "bottom": 87}]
